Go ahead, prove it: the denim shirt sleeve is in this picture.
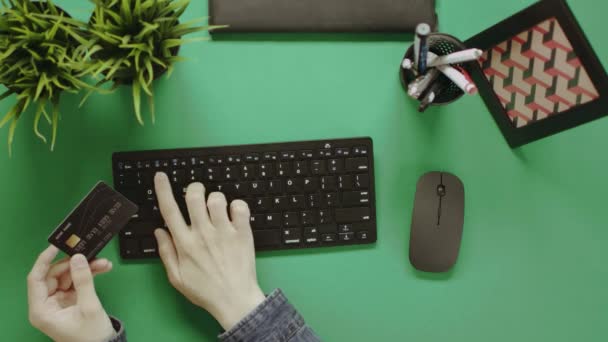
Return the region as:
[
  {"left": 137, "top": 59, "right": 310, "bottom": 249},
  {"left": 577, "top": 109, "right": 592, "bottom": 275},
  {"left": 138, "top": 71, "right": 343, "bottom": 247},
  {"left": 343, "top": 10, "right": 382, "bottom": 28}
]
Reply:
[
  {"left": 107, "top": 316, "right": 127, "bottom": 342},
  {"left": 219, "top": 289, "right": 321, "bottom": 342}
]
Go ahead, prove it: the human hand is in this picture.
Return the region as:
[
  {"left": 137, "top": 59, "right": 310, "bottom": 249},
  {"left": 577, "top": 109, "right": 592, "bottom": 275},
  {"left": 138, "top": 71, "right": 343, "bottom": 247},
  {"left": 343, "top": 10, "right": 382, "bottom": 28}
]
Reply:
[
  {"left": 153, "top": 172, "right": 265, "bottom": 331},
  {"left": 27, "top": 246, "right": 116, "bottom": 342}
]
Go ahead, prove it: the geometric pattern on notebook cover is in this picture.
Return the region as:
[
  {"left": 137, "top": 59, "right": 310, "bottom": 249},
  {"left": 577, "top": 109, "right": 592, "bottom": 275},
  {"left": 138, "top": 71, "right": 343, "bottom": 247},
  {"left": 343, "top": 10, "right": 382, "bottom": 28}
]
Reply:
[{"left": 479, "top": 18, "right": 599, "bottom": 128}]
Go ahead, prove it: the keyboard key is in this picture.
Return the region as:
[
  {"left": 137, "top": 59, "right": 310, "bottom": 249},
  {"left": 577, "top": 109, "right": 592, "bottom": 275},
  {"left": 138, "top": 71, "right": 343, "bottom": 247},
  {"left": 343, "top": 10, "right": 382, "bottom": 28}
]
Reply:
[
  {"left": 318, "top": 149, "right": 332, "bottom": 158},
  {"left": 357, "top": 231, "right": 370, "bottom": 240},
  {"left": 268, "top": 180, "right": 283, "bottom": 194},
  {"left": 277, "top": 162, "right": 291, "bottom": 177},
  {"left": 335, "top": 207, "right": 371, "bottom": 223},
  {"left": 321, "top": 234, "right": 337, "bottom": 243},
  {"left": 328, "top": 159, "right": 344, "bottom": 173},
  {"left": 259, "top": 164, "right": 275, "bottom": 179},
  {"left": 263, "top": 152, "right": 278, "bottom": 161},
  {"left": 311, "top": 160, "right": 326, "bottom": 175},
  {"left": 339, "top": 232, "right": 355, "bottom": 242},
  {"left": 304, "top": 226, "right": 318, "bottom": 236},
  {"left": 322, "top": 193, "right": 338, "bottom": 207},
  {"left": 289, "top": 195, "right": 306, "bottom": 209},
  {"left": 170, "top": 158, "right": 181, "bottom": 167},
  {"left": 253, "top": 230, "right": 281, "bottom": 248},
  {"left": 285, "top": 178, "right": 302, "bottom": 193},
  {"left": 188, "top": 157, "right": 199, "bottom": 166},
  {"left": 334, "top": 148, "right": 351, "bottom": 156},
  {"left": 227, "top": 155, "right": 241, "bottom": 163},
  {"left": 250, "top": 214, "right": 264, "bottom": 229},
  {"left": 254, "top": 197, "right": 271, "bottom": 211},
  {"left": 352, "top": 146, "right": 368, "bottom": 156},
  {"left": 301, "top": 211, "right": 315, "bottom": 225},
  {"left": 249, "top": 181, "right": 267, "bottom": 195},
  {"left": 141, "top": 237, "right": 158, "bottom": 254},
  {"left": 318, "top": 209, "right": 331, "bottom": 223},
  {"left": 223, "top": 166, "right": 237, "bottom": 180},
  {"left": 121, "top": 239, "right": 139, "bottom": 257},
  {"left": 321, "top": 176, "right": 336, "bottom": 191},
  {"left": 299, "top": 150, "right": 314, "bottom": 159},
  {"left": 304, "top": 227, "right": 319, "bottom": 243},
  {"left": 171, "top": 169, "right": 185, "bottom": 183},
  {"left": 204, "top": 166, "right": 219, "bottom": 180},
  {"left": 188, "top": 168, "right": 204, "bottom": 182},
  {"left": 342, "top": 191, "right": 370, "bottom": 206},
  {"left": 302, "top": 177, "right": 318, "bottom": 192},
  {"left": 243, "top": 154, "right": 258, "bottom": 162},
  {"left": 319, "top": 223, "right": 337, "bottom": 233},
  {"left": 207, "top": 156, "right": 220, "bottom": 164},
  {"left": 345, "top": 157, "right": 368, "bottom": 172},
  {"left": 264, "top": 213, "right": 281, "bottom": 228},
  {"left": 241, "top": 164, "right": 257, "bottom": 179},
  {"left": 355, "top": 174, "right": 369, "bottom": 189},
  {"left": 272, "top": 197, "right": 288, "bottom": 210},
  {"left": 283, "top": 212, "right": 299, "bottom": 227},
  {"left": 293, "top": 161, "right": 307, "bottom": 176},
  {"left": 338, "top": 175, "right": 354, "bottom": 190},
  {"left": 280, "top": 151, "right": 296, "bottom": 160},
  {"left": 227, "top": 182, "right": 245, "bottom": 196},
  {"left": 338, "top": 224, "right": 353, "bottom": 233},
  {"left": 283, "top": 228, "right": 302, "bottom": 245},
  {"left": 307, "top": 194, "right": 320, "bottom": 208}
]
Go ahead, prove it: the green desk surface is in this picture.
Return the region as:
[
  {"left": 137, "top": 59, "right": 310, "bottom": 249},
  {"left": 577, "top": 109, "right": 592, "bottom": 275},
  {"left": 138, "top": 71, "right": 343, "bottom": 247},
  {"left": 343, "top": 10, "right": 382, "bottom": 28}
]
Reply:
[{"left": 2, "top": 0, "right": 607, "bottom": 340}]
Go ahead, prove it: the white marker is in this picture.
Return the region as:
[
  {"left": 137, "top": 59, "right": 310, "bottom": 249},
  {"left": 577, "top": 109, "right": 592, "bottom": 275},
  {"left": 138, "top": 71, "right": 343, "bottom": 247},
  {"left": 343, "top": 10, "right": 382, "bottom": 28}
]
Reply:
[
  {"left": 408, "top": 68, "right": 440, "bottom": 98},
  {"left": 436, "top": 64, "right": 477, "bottom": 94},
  {"left": 428, "top": 49, "right": 483, "bottom": 67},
  {"left": 401, "top": 58, "right": 413, "bottom": 70}
]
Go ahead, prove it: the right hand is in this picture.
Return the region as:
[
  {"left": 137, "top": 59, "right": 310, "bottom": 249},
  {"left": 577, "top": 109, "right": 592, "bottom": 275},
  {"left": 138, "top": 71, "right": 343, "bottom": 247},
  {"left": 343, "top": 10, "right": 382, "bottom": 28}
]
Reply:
[{"left": 153, "top": 172, "right": 266, "bottom": 331}]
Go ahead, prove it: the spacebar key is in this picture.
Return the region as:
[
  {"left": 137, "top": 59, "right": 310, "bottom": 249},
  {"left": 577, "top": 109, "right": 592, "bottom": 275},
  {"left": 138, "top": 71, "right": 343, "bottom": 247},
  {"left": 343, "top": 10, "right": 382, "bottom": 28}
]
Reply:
[
  {"left": 253, "top": 230, "right": 281, "bottom": 248},
  {"left": 335, "top": 207, "right": 371, "bottom": 223}
]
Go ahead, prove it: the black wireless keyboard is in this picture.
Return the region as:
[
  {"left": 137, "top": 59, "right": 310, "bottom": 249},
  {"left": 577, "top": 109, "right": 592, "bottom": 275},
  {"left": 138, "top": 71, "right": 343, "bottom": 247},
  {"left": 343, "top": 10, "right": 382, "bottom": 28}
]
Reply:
[{"left": 112, "top": 137, "right": 376, "bottom": 259}]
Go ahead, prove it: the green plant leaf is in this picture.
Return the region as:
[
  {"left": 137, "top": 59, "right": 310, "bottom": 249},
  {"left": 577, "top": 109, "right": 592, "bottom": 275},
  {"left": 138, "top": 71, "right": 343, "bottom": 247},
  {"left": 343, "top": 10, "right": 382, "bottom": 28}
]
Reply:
[
  {"left": 7, "top": 116, "right": 18, "bottom": 157},
  {"left": 0, "top": 102, "right": 18, "bottom": 128},
  {"left": 138, "top": 69, "right": 151, "bottom": 96},
  {"left": 33, "top": 101, "right": 47, "bottom": 143},
  {"left": 132, "top": 78, "right": 143, "bottom": 125},
  {"left": 120, "top": 0, "right": 132, "bottom": 25},
  {"left": 0, "top": 89, "right": 13, "bottom": 101},
  {"left": 50, "top": 100, "right": 59, "bottom": 151},
  {"left": 135, "top": 21, "right": 159, "bottom": 40},
  {"left": 134, "top": 0, "right": 141, "bottom": 18},
  {"left": 162, "top": 37, "right": 208, "bottom": 49},
  {"left": 147, "top": 89, "right": 155, "bottom": 124}
]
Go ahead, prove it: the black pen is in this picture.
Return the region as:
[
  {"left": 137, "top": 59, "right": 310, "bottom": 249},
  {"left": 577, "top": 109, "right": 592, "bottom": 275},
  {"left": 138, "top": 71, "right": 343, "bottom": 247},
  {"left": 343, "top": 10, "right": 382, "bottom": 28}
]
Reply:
[
  {"left": 418, "top": 80, "right": 444, "bottom": 113},
  {"left": 414, "top": 23, "right": 431, "bottom": 74}
]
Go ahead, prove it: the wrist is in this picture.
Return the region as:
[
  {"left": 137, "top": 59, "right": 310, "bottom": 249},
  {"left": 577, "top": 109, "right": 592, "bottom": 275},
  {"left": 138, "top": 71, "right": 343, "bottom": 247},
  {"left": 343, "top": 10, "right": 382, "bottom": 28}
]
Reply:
[
  {"left": 97, "top": 316, "right": 118, "bottom": 342},
  {"left": 214, "top": 286, "right": 266, "bottom": 331}
]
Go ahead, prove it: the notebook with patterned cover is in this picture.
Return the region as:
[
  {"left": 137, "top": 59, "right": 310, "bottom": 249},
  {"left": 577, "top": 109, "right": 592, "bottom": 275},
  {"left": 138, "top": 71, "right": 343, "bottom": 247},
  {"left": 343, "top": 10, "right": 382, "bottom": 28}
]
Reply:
[{"left": 466, "top": 0, "right": 608, "bottom": 148}]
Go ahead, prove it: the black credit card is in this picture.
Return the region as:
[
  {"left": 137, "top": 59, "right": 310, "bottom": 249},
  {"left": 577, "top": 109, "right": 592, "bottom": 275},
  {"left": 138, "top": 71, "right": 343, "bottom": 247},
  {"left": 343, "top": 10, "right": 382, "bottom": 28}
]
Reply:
[{"left": 48, "top": 182, "right": 138, "bottom": 260}]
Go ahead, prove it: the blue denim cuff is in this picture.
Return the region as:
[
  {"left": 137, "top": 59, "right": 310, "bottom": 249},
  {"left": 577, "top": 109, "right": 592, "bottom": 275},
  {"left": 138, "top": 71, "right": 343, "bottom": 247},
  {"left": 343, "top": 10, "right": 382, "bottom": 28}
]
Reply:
[
  {"left": 108, "top": 316, "right": 127, "bottom": 342},
  {"left": 218, "top": 289, "right": 305, "bottom": 342}
]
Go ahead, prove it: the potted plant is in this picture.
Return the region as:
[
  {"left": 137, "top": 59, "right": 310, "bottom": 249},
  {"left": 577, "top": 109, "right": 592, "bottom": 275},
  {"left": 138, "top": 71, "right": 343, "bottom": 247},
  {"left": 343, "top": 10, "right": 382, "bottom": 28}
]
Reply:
[
  {"left": 0, "top": 0, "right": 95, "bottom": 154},
  {"left": 86, "top": 0, "right": 224, "bottom": 125}
]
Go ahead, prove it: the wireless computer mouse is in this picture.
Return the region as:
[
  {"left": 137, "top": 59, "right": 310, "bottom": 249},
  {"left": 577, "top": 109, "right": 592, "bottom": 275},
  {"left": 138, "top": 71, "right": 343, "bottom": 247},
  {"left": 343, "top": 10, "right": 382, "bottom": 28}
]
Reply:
[{"left": 409, "top": 171, "right": 464, "bottom": 272}]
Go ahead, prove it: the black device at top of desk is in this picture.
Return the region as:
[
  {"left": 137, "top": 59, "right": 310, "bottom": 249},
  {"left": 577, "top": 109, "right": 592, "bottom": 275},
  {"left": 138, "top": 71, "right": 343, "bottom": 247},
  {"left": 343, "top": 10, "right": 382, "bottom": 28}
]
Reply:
[
  {"left": 112, "top": 137, "right": 377, "bottom": 259},
  {"left": 209, "top": 0, "right": 438, "bottom": 33}
]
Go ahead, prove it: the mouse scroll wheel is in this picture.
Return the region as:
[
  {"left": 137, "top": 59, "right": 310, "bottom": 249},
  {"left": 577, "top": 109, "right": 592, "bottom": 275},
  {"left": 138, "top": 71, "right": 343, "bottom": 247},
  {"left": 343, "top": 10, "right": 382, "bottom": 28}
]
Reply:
[{"left": 437, "top": 185, "right": 446, "bottom": 196}]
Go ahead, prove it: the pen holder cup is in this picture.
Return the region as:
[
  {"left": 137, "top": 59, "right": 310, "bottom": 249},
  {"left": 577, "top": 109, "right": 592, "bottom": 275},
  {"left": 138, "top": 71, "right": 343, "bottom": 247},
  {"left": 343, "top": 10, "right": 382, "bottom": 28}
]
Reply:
[{"left": 400, "top": 33, "right": 469, "bottom": 106}]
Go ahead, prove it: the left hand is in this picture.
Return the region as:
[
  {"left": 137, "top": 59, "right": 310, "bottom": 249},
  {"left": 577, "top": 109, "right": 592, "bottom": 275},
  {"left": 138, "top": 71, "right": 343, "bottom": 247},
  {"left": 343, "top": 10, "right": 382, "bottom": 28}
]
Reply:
[{"left": 27, "top": 246, "right": 116, "bottom": 342}]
